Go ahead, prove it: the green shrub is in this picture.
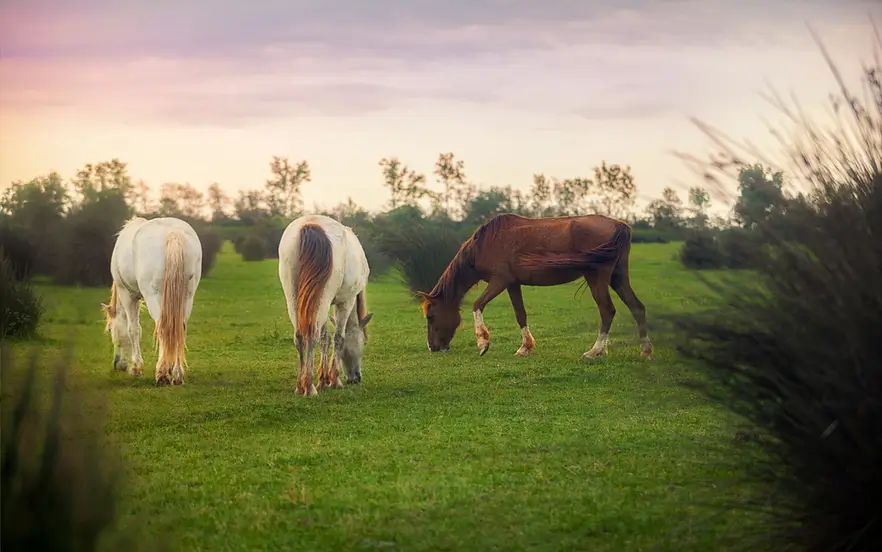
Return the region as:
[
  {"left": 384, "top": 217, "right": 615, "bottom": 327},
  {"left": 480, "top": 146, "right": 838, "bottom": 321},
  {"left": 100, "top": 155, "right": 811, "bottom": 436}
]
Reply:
[
  {"left": 0, "top": 249, "right": 44, "bottom": 339},
  {"left": 674, "top": 38, "right": 882, "bottom": 552},
  {"left": 373, "top": 208, "right": 471, "bottom": 294},
  {"left": 718, "top": 227, "right": 762, "bottom": 269},
  {"left": 0, "top": 345, "right": 156, "bottom": 551},
  {"left": 239, "top": 235, "right": 266, "bottom": 262},
  {"left": 0, "top": 222, "right": 36, "bottom": 281},
  {"left": 631, "top": 228, "right": 671, "bottom": 244},
  {"left": 193, "top": 225, "right": 222, "bottom": 277},
  {"left": 679, "top": 229, "right": 726, "bottom": 269},
  {"left": 53, "top": 192, "right": 130, "bottom": 287}
]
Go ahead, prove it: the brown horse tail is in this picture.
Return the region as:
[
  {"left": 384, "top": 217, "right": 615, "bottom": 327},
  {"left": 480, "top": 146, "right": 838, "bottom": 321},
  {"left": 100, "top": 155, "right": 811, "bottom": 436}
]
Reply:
[
  {"left": 296, "top": 223, "right": 333, "bottom": 340},
  {"left": 154, "top": 231, "right": 189, "bottom": 371},
  {"left": 519, "top": 221, "right": 632, "bottom": 270}
]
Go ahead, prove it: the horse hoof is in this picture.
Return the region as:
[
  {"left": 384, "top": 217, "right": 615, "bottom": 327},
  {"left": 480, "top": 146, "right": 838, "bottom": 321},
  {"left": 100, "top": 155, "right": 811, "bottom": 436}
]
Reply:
[
  {"left": 514, "top": 347, "right": 533, "bottom": 357},
  {"left": 581, "top": 350, "right": 605, "bottom": 361},
  {"left": 306, "top": 384, "right": 318, "bottom": 397},
  {"left": 332, "top": 379, "right": 344, "bottom": 389},
  {"left": 155, "top": 375, "right": 171, "bottom": 387},
  {"left": 479, "top": 343, "right": 490, "bottom": 356},
  {"left": 172, "top": 377, "right": 183, "bottom": 386},
  {"left": 131, "top": 366, "right": 143, "bottom": 377}
]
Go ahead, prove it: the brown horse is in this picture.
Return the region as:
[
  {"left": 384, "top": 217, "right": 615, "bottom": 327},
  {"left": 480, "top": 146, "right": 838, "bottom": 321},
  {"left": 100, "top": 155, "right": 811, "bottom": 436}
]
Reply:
[{"left": 417, "top": 213, "right": 653, "bottom": 360}]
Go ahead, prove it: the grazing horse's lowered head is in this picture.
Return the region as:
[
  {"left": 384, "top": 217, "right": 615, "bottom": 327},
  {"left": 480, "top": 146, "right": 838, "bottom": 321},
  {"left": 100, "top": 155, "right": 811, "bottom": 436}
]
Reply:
[
  {"left": 417, "top": 291, "right": 461, "bottom": 352},
  {"left": 338, "top": 310, "right": 374, "bottom": 383}
]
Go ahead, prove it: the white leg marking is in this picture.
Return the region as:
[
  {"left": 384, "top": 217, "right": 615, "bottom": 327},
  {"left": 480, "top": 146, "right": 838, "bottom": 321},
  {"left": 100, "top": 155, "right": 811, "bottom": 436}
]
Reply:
[
  {"left": 515, "top": 326, "right": 536, "bottom": 357},
  {"left": 474, "top": 310, "right": 490, "bottom": 354},
  {"left": 582, "top": 331, "right": 610, "bottom": 359}
]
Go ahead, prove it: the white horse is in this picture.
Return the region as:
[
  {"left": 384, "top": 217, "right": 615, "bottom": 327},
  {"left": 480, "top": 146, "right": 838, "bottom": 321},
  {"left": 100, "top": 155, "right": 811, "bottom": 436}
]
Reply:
[
  {"left": 278, "top": 214, "right": 373, "bottom": 397},
  {"left": 102, "top": 216, "right": 203, "bottom": 387}
]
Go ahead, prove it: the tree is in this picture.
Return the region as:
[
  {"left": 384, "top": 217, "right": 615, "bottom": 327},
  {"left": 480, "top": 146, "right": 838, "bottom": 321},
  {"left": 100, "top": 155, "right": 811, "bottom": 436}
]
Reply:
[
  {"left": 687, "top": 186, "right": 711, "bottom": 228},
  {"left": 131, "top": 180, "right": 152, "bottom": 215},
  {"left": 157, "top": 183, "right": 206, "bottom": 219},
  {"left": 645, "top": 187, "right": 684, "bottom": 230},
  {"left": 264, "top": 156, "right": 310, "bottom": 218},
  {"left": 379, "top": 157, "right": 433, "bottom": 208},
  {"left": 433, "top": 152, "right": 474, "bottom": 219},
  {"left": 464, "top": 186, "right": 529, "bottom": 226},
  {"left": 70, "top": 159, "right": 133, "bottom": 206},
  {"left": 733, "top": 164, "right": 785, "bottom": 229},
  {"left": 589, "top": 162, "right": 637, "bottom": 220},
  {"left": 233, "top": 190, "right": 269, "bottom": 225},
  {"left": 0, "top": 173, "right": 69, "bottom": 222},
  {"left": 207, "top": 183, "right": 231, "bottom": 222}
]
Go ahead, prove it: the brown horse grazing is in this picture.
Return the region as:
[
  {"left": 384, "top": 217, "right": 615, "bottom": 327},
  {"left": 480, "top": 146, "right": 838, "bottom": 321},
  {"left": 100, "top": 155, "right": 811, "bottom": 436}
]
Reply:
[{"left": 417, "top": 213, "right": 653, "bottom": 360}]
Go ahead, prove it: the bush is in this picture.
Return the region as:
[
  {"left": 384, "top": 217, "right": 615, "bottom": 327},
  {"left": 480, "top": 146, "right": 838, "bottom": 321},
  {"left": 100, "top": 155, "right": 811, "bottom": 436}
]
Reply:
[
  {"left": 0, "top": 249, "right": 44, "bottom": 339},
  {"left": 0, "top": 222, "right": 36, "bottom": 281},
  {"left": 0, "top": 345, "right": 155, "bottom": 551},
  {"left": 193, "top": 225, "right": 222, "bottom": 277},
  {"left": 374, "top": 208, "right": 471, "bottom": 294},
  {"left": 673, "top": 36, "right": 882, "bottom": 552},
  {"left": 631, "top": 228, "right": 671, "bottom": 244},
  {"left": 718, "top": 227, "right": 762, "bottom": 269},
  {"left": 239, "top": 235, "right": 266, "bottom": 261},
  {"left": 679, "top": 229, "right": 726, "bottom": 269},
  {"left": 53, "top": 192, "right": 130, "bottom": 287}
]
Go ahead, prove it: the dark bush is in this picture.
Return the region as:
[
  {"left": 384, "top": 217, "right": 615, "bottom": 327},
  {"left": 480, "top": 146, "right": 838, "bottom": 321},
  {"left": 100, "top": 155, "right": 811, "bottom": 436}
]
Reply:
[
  {"left": 373, "top": 207, "right": 471, "bottom": 294},
  {"left": 631, "top": 228, "right": 671, "bottom": 244},
  {"left": 718, "top": 227, "right": 762, "bottom": 269},
  {"left": 0, "top": 345, "right": 145, "bottom": 551},
  {"left": 0, "top": 249, "right": 44, "bottom": 339},
  {"left": 679, "top": 229, "right": 726, "bottom": 269},
  {"left": 673, "top": 34, "right": 882, "bottom": 552},
  {"left": 0, "top": 222, "right": 36, "bottom": 281},
  {"left": 53, "top": 192, "right": 130, "bottom": 287},
  {"left": 239, "top": 235, "right": 266, "bottom": 262},
  {"left": 194, "top": 226, "right": 222, "bottom": 277}
]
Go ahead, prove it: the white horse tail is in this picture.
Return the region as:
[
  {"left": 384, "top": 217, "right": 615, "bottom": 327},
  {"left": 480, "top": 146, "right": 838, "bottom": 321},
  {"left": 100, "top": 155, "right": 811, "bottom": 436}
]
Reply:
[{"left": 154, "top": 230, "right": 188, "bottom": 371}]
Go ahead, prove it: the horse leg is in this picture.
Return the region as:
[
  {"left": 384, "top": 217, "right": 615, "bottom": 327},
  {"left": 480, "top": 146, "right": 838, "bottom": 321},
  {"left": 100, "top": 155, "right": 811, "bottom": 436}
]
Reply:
[
  {"left": 295, "top": 331, "right": 308, "bottom": 395},
  {"left": 582, "top": 268, "right": 616, "bottom": 360},
  {"left": 332, "top": 299, "right": 356, "bottom": 385},
  {"left": 171, "top": 320, "right": 186, "bottom": 386},
  {"left": 118, "top": 287, "right": 143, "bottom": 376},
  {"left": 143, "top": 295, "right": 171, "bottom": 386},
  {"left": 472, "top": 278, "right": 509, "bottom": 356},
  {"left": 508, "top": 284, "right": 536, "bottom": 357},
  {"left": 317, "top": 322, "right": 332, "bottom": 389},
  {"left": 610, "top": 261, "right": 653, "bottom": 359}
]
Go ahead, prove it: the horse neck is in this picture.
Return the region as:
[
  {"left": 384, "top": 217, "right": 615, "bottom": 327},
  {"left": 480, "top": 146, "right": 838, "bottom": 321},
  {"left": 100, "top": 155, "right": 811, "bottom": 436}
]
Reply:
[{"left": 434, "top": 251, "right": 480, "bottom": 307}]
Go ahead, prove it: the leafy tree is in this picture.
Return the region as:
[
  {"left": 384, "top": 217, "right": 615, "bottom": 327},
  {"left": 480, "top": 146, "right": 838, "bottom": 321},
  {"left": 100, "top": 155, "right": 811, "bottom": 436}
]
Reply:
[
  {"left": 70, "top": 159, "right": 133, "bottom": 206},
  {"left": 589, "top": 162, "right": 637, "bottom": 219},
  {"left": 733, "top": 164, "right": 785, "bottom": 229},
  {"left": 463, "top": 185, "right": 529, "bottom": 225},
  {"left": 207, "top": 183, "right": 231, "bottom": 222},
  {"left": 434, "top": 152, "right": 474, "bottom": 220},
  {"left": 233, "top": 190, "right": 269, "bottom": 225},
  {"left": 645, "top": 187, "right": 684, "bottom": 230},
  {"left": 0, "top": 173, "right": 69, "bottom": 223},
  {"left": 157, "top": 183, "right": 206, "bottom": 219},
  {"left": 529, "top": 174, "right": 554, "bottom": 217},
  {"left": 265, "top": 156, "right": 310, "bottom": 218},
  {"left": 379, "top": 157, "right": 433, "bottom": 208},
  {"left": 130, "top": 179, "right": 152, "bottom": 215},
  {"left": 687, "top": 186, "right": 711, "bottom": 228}
]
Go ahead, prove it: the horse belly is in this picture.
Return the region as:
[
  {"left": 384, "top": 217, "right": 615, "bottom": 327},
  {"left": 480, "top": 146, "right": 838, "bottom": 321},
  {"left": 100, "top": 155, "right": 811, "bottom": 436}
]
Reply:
[{"left": 516, "top": 268, "right": 583, "bottom": 286}]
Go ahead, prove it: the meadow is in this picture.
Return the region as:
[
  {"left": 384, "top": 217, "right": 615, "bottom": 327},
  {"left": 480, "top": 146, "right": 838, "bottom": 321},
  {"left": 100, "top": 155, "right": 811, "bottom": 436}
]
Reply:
[{"left": 10, "top": 240, "right": 745, "bottom": 552}]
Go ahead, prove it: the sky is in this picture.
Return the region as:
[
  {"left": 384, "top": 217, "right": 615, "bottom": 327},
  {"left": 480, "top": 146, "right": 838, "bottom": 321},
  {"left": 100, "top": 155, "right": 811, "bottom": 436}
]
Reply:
[{"left": 2, "top": 0, "right": 881, "bottom": 214}]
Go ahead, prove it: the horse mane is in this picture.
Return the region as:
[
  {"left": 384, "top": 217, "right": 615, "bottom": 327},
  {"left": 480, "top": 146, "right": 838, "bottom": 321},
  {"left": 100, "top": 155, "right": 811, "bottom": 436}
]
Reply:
[
  {"left": 101, "top": 280, "right": 119, "bottom": 328},
  {"left": 357, "top": 290, "right": 369, "bottom": 339},
  {"left": 425, "top": 214, "right": 517, "bottom": 304}
]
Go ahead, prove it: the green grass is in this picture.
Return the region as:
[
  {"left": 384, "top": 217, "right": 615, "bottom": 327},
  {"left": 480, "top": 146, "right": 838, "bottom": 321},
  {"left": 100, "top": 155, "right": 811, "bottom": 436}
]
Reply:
[{"left": 9, "top": 241, "right": 747, "bottom": 551}]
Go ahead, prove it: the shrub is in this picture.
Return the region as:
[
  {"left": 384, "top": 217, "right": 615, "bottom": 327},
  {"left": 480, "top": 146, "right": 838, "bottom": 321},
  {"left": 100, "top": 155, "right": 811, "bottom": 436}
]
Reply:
[
  {"left": 0, "top": 345, "right": 148, "bottom": 551},
  {"left": 53, "top": 192, "right": 130, "bottom": 287},
  {"left": 679, "top": 229, "right": 726, "bottom": 269},
  {"left": 239, "top": 235, "right": 266, "bottom": 261},
  {"left": 718, "top": 227, "right": 762, "bottom": 269},
  {"left": 374, "top": 209, "right": 470, "bottom": 294},
  {"left": 0, "top": 249, "right": 43, "bottom": 339},
  {"left": 631, "top": 227, "right": 671, "bottom": 244},
  {"left": 0, "top": 221, "right": 36, "bottom": 281},
  {"left": 673, "top": 34, "right": 882, "bottom": 552},
  {"left": 194, "top": 226, "right": 222, "bottom": 277}
]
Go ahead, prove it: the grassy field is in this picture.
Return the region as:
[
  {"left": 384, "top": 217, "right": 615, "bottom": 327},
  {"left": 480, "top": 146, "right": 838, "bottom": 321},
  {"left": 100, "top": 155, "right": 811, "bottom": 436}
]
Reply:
[{"left": 9, "top": 241, "right": 746, "bottom": 552}]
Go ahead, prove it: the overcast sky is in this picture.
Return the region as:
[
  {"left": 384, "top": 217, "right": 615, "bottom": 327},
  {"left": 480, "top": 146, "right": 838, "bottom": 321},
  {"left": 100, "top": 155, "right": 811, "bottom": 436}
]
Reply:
[{"left": 2, "top": 0, "right": 880, "bottom": 213}]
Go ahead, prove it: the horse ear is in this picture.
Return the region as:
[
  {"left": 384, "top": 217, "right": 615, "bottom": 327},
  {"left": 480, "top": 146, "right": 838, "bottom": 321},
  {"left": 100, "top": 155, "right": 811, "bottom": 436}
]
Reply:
[
  {"left": 360, "top": 312, "right": 374, "bottom": 328},
  {"left": 414, "top": 291, "right": 431, "bottom": 302}
]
